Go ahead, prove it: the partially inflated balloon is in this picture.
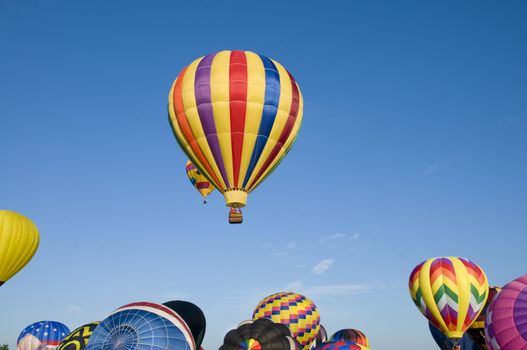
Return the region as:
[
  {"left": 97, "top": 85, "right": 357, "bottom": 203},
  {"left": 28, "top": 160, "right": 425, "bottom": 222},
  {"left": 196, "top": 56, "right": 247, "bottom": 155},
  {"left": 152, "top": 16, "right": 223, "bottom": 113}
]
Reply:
[
  {"left": 466, "top": 287, "right": 501, "bottom": 350},
  {"left": 311, "top": 324, "right": 328, "bottom": 349},
  {"left": 86, "top": 302, "right": 194, "bottom": 350},
  {"left": 0, "top": 210, "right": 40, "bottom": 286},
  {"left": 330, "top": 329, "right": 369, "bottom": 348},
  {"left": 57, "top": 322, "right": 100, "bottom": 350},
  {"left": 17, "top": 321, "right": 70, "bottom": 350},
  {"left": 409, "top": 257, "right": 489, "bottom": 345},
  {"left": 315, "top": 341, "right": 368, "bottom": 350},
  {"left": 485, "top": 275, "right": 527, "bottom": 350},
  {"left": 220, "top": 318, "right": 300, "bottom": 350},
  {"left": 253, "top": 292, "right": 320, "bottom": 350},
  {"left": 429, "top": 322, "right": 482, "bottom": 350},
  {"left": 186, "top": 160, "right": 214, "bottom": 202},
  {"left": 164, "top": 300, "right": 206, "bottom": 349},
  {"left": 168, "top": 50, "right": 303, "bottom": 208}
]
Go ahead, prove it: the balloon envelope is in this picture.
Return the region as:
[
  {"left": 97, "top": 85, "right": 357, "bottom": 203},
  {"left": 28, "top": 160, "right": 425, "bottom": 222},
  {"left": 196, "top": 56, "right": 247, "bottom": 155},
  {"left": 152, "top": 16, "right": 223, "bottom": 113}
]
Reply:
[
  {"left": 311, "top": 324, "right": 328, "bottom": 349},
  {"left": 315, "top": 341, "right": 368, "bottom": 350},
  {"left": 429, "top": 322, "right": 482, "bottom": 350},
  {"left": 163, "top": 300, "right": 206, "bottom": 349},
  {"left": 330, "top": 329, "right": 369, "bottom": 348},
  {"left": 485, "top": 275, "right": 527, "bottom": 350},
  {"left": 86, "top": 302, "right": 194, "bottom": 350},
  {"left": 409, "top": 256, "right": 489, "bottom": 340},
  {"left": 466, "top": 287, "right": 501, "bottom": 350},
  {"left": 168, "top": 50, "right": 304, "bottom": 208},
  {"left": 0, "top": 210, "right": 40, "bottom": 286},
  {"left": 186, "top": 160, "right": 214, "bottom": 200},
  {"left": 220, "top": 318, "right": 299, "bottom": 350},
  {"left": 57, "top": 322, "right": 100, "bottom": 350},
  {"left": 253, "top": 292, "right": 320, "bottom": 350},
  {"left": 17, "top": 321, "right": 70, "bottom": 350}
]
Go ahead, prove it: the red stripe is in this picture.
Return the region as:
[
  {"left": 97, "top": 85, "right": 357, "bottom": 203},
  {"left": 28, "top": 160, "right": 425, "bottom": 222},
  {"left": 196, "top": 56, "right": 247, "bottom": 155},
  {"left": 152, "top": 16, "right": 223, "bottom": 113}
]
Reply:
[
  {"left": 248, "top": 70, "right": 300, "bottom": 189},
  {"left": 172, "top": 66, "right": 223, "bottom": 188},
  {"left": 229, "top": 50, "right": 248, "bottom": 187}
]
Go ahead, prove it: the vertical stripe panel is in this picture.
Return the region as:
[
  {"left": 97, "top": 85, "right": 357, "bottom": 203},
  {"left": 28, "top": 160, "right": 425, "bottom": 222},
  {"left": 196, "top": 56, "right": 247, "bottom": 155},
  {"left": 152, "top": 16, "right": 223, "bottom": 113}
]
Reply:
[
  {"left": 195, "top": 53, "right": 231, "bottom": 188},
  {"left": 210, "top": 51, "right": 234, "bottom": 187},
  {"left": 237, "top": 52, "right": 266, "bottom": 189},
  {"left": 242, "top": 55, "right": 281, "bottom": 187},
  {"left": 229, "top": 50, "right": 248, "bottom": 187},
  {"left": 181, "top": 58, "right": 227, "bottom": 189}
]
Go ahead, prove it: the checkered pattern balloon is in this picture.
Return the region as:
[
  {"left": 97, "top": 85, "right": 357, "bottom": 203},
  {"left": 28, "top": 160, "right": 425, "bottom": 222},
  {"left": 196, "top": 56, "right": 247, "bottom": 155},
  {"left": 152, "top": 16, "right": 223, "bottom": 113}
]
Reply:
[{"left": 253, "top": 292, "right": 320, "bottom": 350}]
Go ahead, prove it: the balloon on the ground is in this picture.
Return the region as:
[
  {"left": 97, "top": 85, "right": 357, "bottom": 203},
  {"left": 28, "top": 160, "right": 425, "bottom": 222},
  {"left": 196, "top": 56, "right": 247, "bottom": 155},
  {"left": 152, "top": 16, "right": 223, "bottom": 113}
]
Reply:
[
  {"left": 57, "top": 322, "right": 100, "bottom": 350},
  {"left": 86, "top": 302, "right": 194, "bottom": 350},
  {"left": 466, "top": 287, "right": 501, "bottom": 350},
  {"left": 330, "top": 329, "right": 369, "bottom": 348},
  {"left": 0, "top": 210, "right": 40, "bottom": 286},
  {"left": 17, "top": 321, "right": 70, "bottom": 350},
  {"left": 168, "top": 50, "right": 304, "bottom": 209},
  {"left": 186, "top": 160, "right": 214, "bottom": 203},
  {"left": 163, "top": 300, "right": 206, "bottom": 349},
  {"left": 409, "top": 257, "right": 489, "bottom": 345},
  {"left": 485, "top": 275, "right": 527, "bottom": 350},
  {"left": 220, "top": 318, "right": 300, "bottom": 350},
  {"left": 429, "top": 322, "right": 482, "bottom": 350},
  {"left": 311, "top": 324, "right": 328, "bottom": 349},
  {"left": 253, "top": 292, "right": 320, "bottom": 350},
  {"left": 315, "top": 341, "right": 368, "bottom": 350}
]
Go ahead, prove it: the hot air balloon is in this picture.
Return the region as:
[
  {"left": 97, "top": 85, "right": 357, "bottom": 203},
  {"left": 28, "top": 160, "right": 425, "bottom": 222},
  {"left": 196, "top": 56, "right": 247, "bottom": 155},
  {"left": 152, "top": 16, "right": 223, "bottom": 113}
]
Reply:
[
  {"left": 311, "top": 324, "right": 328, "bottom": 349},
  {"left": 168, "top": 50, "right": 303, "bottom": 211},
  {"left": 429, "top": 322, "right": 482, "bottom": 350},
  {"left": 253, "top": 292, "right": 320, "bottom": 350},
  {"left": 409, "top": 257, "right": 489, "bottom": 349},
  {"left": 0, "top": 210, "right": 40, "bottom": 286},
  {"left": 220, "top": 318, "right": 300, "bottom": 350},
  {"left": 485, "top": 275, "right": 527, "bottom": 350},
  {"left": 466, "top": 287, "right": 501, "bottom": 350},
  {"left": 163, "top": 300, "right": 206, "bottom": 350},
  {"left": 330, "top": 329, "right": 369, "bottom": 348},
  {"left": 86, "top": 302, "right": 194, "bottom": 350},
  {"left": 228, "top": 208, "right": 243, "bottom": 224},
  {"left": 315, "top": 341, "right": 368, "bottom": 350},
  {"left": 17, "top": 321, "right": 70, "bottom": 350},
  {"left": 57, "top": 322, "right": 100, "bottom": 350},
  {"left": 186, "top": 160, "right": 214, "bottom": 203}
]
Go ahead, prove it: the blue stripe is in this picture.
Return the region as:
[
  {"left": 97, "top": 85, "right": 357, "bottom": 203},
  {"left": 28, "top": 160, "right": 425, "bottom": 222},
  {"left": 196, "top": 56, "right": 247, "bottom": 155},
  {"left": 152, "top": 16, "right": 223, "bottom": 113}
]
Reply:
[{"left": 242, "top": 55, "right": 281, "bottom": 187}]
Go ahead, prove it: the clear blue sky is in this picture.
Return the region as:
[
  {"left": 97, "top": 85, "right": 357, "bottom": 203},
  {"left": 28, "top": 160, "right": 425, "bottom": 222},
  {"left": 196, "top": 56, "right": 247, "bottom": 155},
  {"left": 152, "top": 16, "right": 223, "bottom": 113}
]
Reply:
[{"left": 1, "top": 1, "right": 526, "bottom": 349}]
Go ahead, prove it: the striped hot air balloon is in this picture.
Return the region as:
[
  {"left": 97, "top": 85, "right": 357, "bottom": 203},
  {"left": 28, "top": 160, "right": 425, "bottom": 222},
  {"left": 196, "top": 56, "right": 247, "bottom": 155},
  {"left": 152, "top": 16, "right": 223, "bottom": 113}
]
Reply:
[
  {"left": 185, "top": 160, "right": 214, "bottom": 203},
  {"left": 409, "top": 257, "right": 489, "bottom": 347},
  {"left": 330, "top": 329, "right": 369, "bottom": 348},
  {"left": 168, "top": 50, "right": 303, "bottom": 209}
]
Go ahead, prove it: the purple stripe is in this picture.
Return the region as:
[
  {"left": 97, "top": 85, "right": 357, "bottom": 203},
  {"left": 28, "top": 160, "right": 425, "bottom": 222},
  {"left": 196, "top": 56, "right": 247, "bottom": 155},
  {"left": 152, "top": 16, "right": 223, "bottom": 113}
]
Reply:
[{"left": 194, "top": 53, "right": 230, "bottom": 187}]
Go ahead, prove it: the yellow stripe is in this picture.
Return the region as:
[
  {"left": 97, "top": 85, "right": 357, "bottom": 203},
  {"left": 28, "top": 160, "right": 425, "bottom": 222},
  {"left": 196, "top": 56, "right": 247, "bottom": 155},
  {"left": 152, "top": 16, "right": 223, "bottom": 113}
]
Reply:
[
  {"left": 249, "top": 81, "right": 303, "bottom": 190},
  {"left": 238, "top": 51, "right": 265, "bottom": 188},
  {"left": 181, "top": 57, "right": 227, "bottom": 189},
  {"left": 451, "top": 257, "right": 470, "bottom": 334},
  {"left": 210, "top": 51, "right": 234, "bottom": 188},
  {"left": 245, "top": 60, "right": 293, "bottom": 188}
]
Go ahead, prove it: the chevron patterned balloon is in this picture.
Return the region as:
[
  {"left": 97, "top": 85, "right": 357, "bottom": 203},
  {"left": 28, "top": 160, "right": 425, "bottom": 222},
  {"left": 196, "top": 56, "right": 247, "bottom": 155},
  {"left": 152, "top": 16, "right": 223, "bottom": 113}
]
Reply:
[
  {"left": 409, "top": 256, "right": 489, "bottom": 342},
  {"left": 252, "top": 292, "right": 320, "bottom": 350}
]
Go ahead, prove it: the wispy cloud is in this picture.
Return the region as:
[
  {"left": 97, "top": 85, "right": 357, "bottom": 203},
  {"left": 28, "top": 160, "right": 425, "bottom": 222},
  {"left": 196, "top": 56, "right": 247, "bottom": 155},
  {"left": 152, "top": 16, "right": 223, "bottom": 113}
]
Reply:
[
  {"left": 272, "top": 241, "right": 298, "bottom": 257},
  {"left": 319, "top": 232, "right": 360, "bottom": 244},
  {"left": 284, "top": 280, "right": 382, "bottom": 298},
  {"left": 66, "top": 305, "right": 81, "bottom": 313},
  {"left": 422, "top": 163, "right": 440, "bottom": 176},
  {"left": 312, "top": 259, "right": 334, "bottom": 274}
]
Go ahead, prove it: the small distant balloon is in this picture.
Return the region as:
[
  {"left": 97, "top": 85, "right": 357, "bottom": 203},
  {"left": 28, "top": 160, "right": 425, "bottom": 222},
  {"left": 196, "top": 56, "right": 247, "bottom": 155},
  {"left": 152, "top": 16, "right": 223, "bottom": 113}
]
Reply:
[{"left": 186, "top": 160, "right": 214, "bottom": 203}]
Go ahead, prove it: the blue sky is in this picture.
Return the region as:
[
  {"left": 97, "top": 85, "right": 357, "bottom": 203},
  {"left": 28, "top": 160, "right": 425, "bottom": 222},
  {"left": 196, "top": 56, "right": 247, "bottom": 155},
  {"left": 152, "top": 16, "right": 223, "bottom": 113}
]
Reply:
[{"left": 1, "top": 1, "right": 526, "bottom": 349}]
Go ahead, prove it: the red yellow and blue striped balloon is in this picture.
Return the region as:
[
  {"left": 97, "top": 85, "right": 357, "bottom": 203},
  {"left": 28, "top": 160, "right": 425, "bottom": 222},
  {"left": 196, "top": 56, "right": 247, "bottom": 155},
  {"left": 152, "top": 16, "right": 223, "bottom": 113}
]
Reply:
[
  {"left": 168, "top": 50, "right": 303, "bottom": 208},
  {"left": 186, "top": 160, "right": 214, "bottom": 201},
  {"left": 409, "top": 257, "right": 489, "bottom": 342}
]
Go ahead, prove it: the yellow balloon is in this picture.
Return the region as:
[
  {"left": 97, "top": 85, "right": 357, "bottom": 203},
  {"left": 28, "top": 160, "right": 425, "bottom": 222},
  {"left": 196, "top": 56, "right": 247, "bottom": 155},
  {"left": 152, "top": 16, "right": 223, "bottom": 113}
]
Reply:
[{"left": 0, "top": 210, "right": 40, "bottom": 286}]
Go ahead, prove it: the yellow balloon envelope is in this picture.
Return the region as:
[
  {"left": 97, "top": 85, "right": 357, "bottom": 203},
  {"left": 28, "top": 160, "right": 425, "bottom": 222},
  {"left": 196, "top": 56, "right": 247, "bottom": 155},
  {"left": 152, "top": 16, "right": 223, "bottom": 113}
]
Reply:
[
  {"left": 168, "top": 50, "right": 303, "bottom": 208},
  {"left": 409, "top": 256, "right": 489, "bottom": 341},
  {"left": 0, "top": 210, "right": 40, "bottom": 286},
  {"left": 186, "top": 160, "right": 214, "bottom": 201}
]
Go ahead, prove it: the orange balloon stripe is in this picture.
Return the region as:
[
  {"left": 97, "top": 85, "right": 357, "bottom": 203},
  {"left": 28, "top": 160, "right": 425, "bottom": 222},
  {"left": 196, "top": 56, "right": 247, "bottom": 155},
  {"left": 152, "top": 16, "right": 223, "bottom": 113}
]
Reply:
[
  {"left": 247, "top": 71, "right": 300, "bottom": 189},
  {"left": 172, "top": 66, "right": 223, "bottom": 189}
]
